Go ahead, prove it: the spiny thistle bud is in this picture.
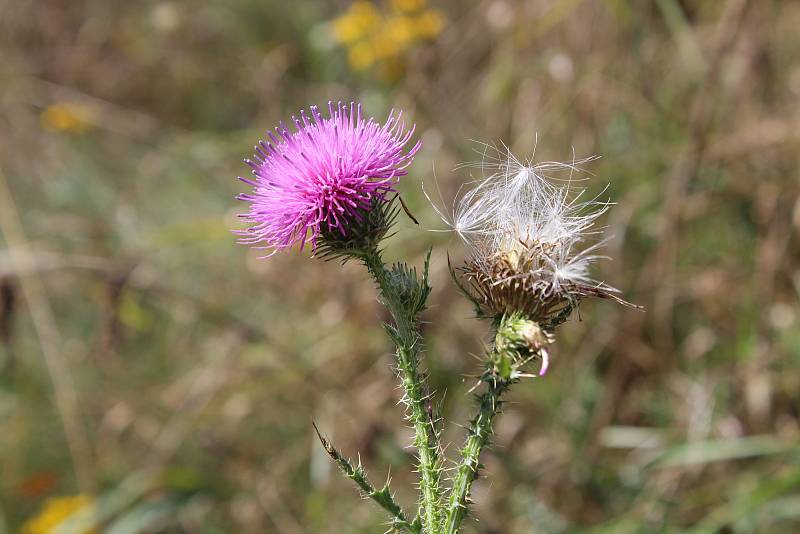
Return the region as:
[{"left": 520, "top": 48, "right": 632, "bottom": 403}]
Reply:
[
  {"left": 315, "top": 196, "right": 399, "bottom": 261},
  {"left": 385, "top": 251, "right": 432, "bottom": 317},
  {"left": 236, "top": 101, "right": 420, "bottom": 257},
  {"left": 493, "top": 314, "right": 553, "bottom": 378},
  {"left": 433, "top": 146, "right": 634, "bottom": 325}
]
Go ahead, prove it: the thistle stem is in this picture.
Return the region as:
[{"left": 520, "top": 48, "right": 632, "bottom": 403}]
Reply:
[
  {"left": 444, "top": 314, "right": 523, "bottom": 534},
  {"left": 362, "top": 248, "right": 443, "bottom": 533},
  {"left": 443, "top": 375, "right": 509, "bottom": 534}
]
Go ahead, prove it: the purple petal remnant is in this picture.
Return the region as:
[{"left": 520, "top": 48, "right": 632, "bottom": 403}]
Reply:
[{"left": 237, "top": 102, "right": 420, "bottom": 256}]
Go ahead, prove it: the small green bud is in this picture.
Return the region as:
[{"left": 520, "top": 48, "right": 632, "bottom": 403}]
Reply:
[
  {"left": 492, "top": 315, "right": 553, "bottom": 378},
  {"left": 494, "top": 353, "right": 514, "bottom": 381},
  {"left": 496, "top": 315, "right": 551, "bottom": 354},
  {"left": 518, "top": 320, "right": 553, "bottom": 351}
]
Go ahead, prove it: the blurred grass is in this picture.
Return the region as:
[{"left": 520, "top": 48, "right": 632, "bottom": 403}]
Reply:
[{"left": 1, "top": 0, "right": 800, "bottom": 532}]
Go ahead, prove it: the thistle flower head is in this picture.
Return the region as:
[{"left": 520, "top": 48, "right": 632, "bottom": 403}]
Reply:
[
  {"left": 433, "top": 145, "right": 630, "bottom": 323},
  {"left": 237, "top": 102, "right": 420, "bottom": 256}
]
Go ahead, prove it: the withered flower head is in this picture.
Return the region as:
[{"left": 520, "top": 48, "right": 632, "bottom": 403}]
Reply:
[{"left": 431, "top": 145, "right": 633, "bottom": 325}]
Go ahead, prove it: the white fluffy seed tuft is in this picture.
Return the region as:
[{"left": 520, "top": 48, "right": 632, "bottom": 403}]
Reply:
[{"left": 427, "top": 143, "right": 617, "bottom": 294}]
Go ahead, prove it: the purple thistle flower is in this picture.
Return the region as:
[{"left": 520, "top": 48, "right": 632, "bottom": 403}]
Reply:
[{"left": 237, "top": 101, "right": 420, "bottom": 256}]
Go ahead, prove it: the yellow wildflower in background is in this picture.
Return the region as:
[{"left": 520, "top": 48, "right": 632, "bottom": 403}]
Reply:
[
  {"left": 382, "top": 15, "right": 416, "bottom": 52},
  {"left": 391, "top": 0, "right": 427, "bottom": 13},
  {"left": 40, "top": 103, "right": 92, "bottom": 134},
  {"left": 331, "top": 1, "right": 381, "bottom": 44},
  {"left": 330, "top": 0, "right": 446, "bottom": 74},
  {"left": 414, "top": 8, "right": 445, "bottom": 38},
  {"left": 348, "top": 41, "right": 377, "bottom": 70},
  {"left": 21, "top": 494, "right": 97, "bottom": 534}
]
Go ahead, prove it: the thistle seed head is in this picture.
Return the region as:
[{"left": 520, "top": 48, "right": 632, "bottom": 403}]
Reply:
[{"left": 434, "top": 144, "right": 634, "bottom": 323}]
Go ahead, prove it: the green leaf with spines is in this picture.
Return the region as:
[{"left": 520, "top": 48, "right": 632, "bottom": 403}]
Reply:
[{"left": 312, "top": 422, "right": 419, "bottom": 533}]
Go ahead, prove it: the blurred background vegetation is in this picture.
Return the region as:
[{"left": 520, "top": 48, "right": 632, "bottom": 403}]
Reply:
[{"left": 1, "top": 0, "right": 799, "bottom": 532}]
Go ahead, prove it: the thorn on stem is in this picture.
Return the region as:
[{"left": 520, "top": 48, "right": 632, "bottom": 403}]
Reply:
[{"left": 312, "top": 420, "right": 335, "bottom": 457}]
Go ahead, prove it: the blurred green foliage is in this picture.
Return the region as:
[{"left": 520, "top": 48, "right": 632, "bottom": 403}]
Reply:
[{"left": 1, "top": 0, "right": 800, "bottom": 532}]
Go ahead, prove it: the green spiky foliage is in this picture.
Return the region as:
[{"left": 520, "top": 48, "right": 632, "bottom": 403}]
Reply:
[
  {"left": 313, "top": 423, "right": 422, "bottom": 533},
  {"left": 362, "top": 246, "right": 444, "bottom": 532},
  {"left": 443, "top": 313, "right": 552, "bottom": 533},
  {"left": 314, "top": 200, "right": 444, "bottom": 532}
]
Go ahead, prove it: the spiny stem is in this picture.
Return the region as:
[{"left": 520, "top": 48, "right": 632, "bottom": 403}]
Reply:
[
  {"left": 362, "top": 248, "right": 443, "bottom": 533},
  {"left": 444, "top": 314, "right": 525, "bottom": 534},
  {"left": 443, "top": 374, "right": 509, "bottom": 534},
  {"left": 313, "top": 423, "right": 421, "bottom": 533}
]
